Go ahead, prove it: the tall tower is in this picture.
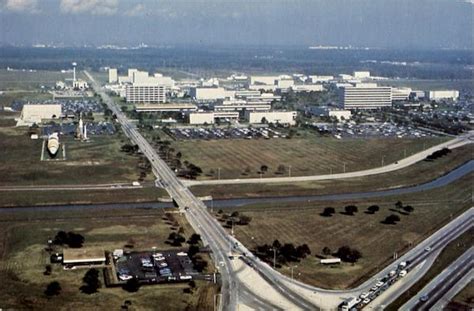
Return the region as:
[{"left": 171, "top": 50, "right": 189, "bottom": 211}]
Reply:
[{"left": 72, "top": 62, "right": 77, "bottom": 82}]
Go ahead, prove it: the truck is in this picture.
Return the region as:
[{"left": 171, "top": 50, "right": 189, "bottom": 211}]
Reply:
[{"left": 339, "top": 297, "right": 361, "bottom": 311}]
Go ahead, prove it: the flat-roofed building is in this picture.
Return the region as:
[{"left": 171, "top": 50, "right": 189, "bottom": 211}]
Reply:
[
  {"left": 341, "top": 84, "right": 392, "bottom": 109},
  {"left": 126, "top": 85, "right": 166, "bottom": 103},
  {"left": 310, "top": 106, "right": 352, "bottom": 120},
  {"left": 213, "top": 99, "right": 271, "bottom": 113},
  {"left": 189, "top": 87, "right": 234, "bottom": 101},
  {"left": 108, "top": 68, "right": 118, "bottom": 83},
  {"left": 308, "top": 75, "right": 333, "bottom": 83},
  {"left": 246, "top": 111, "right": 297, "bottom": 125},
  {"left": 426, "top": 90, "right": 459, "bottom": 101},
  {"left": 353, "top": 71, "right": 371, "bottom": 79},
  {"left": 62, "top": 248, "right": 106, "bottom": 266},
  {"left": 188, "top": 111, "right": 239, "bottom": 125},
  {"left": 135, "top": 103, "right": 197, "bottom": 112},
  {"left": 17, "top": 104, "right": 62, "bottom": 126},
  {"left": 291, "top": 84, "right": 324, "bottom": 93},
  {"left": 392, "top": 87, "right": 412, "bottom": 101}
]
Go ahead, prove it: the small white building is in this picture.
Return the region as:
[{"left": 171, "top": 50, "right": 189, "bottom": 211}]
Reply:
[
  {"left": 310, "top": 106, "right": 352, "bottom": 120},
  {"left": 426, "top": 90, "right": 459, "bottom": 101},
  {"left": 353, "top": 71, "right": 371, "bottom": 79},
  {"left": 108, "top": 68, "right": 118, "bottom": 83},
  {"left": 246, "top": 111, "right": 297, "bottom": 125},
  {"left": 189, "top": 87, "right": 235, "bottom": 101},
  {"left": 392, "top": 87, "right": 412, "bottom": 101},
  {"left": 291, "top": 84, "right": 324, "bottom": 93},
  {"left": 308, "top": 75, "right": 334, "bottom": 83}
]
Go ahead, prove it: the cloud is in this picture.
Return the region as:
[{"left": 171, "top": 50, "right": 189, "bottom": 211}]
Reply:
[
  {"left": 60, "top": 0, "right": 118, "bottom": 15},
  {"left": 4, "top": 0, "right": 39, "bottom": 13},
  {"left": 125, "top": 3, "right": 145, "bottom": 16}
]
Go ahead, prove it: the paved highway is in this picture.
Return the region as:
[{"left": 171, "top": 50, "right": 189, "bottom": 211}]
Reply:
[
  {"left": 85, "top": 71, "right": 473, "bottom": 310},
  {"left": 401, "top": 247, "right": 473, "bottom": 310}
]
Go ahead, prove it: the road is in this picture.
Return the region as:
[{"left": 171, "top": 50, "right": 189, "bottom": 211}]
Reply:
[
  {"left": 183, "top": 133, "right": 472, "bottom": 186},
  {"left": 400, "top": 247, "right": 473, "bottom": 310},
  {"left": 0, "top": 182, "right": 149, "bottom": 191},
  {"left": 85, "top": 70, "right": 473, "bottom": 310}
]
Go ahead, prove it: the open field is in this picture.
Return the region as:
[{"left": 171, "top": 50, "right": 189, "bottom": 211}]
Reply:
[
  {"left": 172, "top": 134, "right": 448, "bottom": 180},
  {"left": 0, "top": 207, "right": 218, "bottom": 310},
  {"left": 217, "top": 173, "right": 473, "bottom": 289},
  {"left": 0, "top": 187, "right": 167, "bottom": 207},
  {"left": 387, "top": 228, "right": 473, "bottom": 310},
  {"left": 0, "top": 127, "right": 150, "bottom": 186},
  {"left": 191, "top": 144, "right": 473, "bottom": 199},
  {"left": 0, "top": 69, "right": 86, "bottom": 90},
  {"left": 447, "top": 281, "right": 474, "bottom": 311}
]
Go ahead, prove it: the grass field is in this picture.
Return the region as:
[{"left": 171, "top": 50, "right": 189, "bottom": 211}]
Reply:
[
  {"left": 172, "top": 133, "right": 448, "bottom": 180},
  {"left": 387, "top": 228, "right": 473, "bottom": 310},
  {"left": 0, "top": 69, "right": 86, "bottom": 90},
  {"left": 217, "top": 173, "right": 472, "bottom": 289},
  {"left": 0, "top": 127, "right": 149, "bottom": 186},
  {"left": 0, "top": 207, "right": 218, "bottom": 310},
  {"left": 191, "top": 144, "right": 473, "bottom": 199}
]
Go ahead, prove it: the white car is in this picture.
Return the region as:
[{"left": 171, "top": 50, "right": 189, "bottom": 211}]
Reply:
[
  {"left": 363, "top": 298, "right": 371, "bottom": 305},
  {"left": 119, "top": 274, "right": 133, "bottom": 281},
  {"left": 425, "top": 246, "right": 432, "bottom": 252}
]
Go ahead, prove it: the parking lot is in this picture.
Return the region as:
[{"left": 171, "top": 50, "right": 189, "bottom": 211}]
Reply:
[
  {"left": 42, "top": 122, "right": 115, "bottom": 136},
  {"left": 168, "top": 127, "right": 286, "bottom": 140},
  {"left": 312, "top": 122, "right": 439, "bottom": 139},
  {"left": 113, "top": 249, "right": 200, "bottom": 284},
  {"left": 11, "top": 98, "right": 103, "bottom": 114}
]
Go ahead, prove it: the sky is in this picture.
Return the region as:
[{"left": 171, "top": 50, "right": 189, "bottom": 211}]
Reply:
[{"left": 0, "top": 0, "right": 472, "bottom": 49}]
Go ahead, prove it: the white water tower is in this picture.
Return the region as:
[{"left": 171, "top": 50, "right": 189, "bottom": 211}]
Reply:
[{"left": 72, "top": 62, "right": 77, "bottom": 82}]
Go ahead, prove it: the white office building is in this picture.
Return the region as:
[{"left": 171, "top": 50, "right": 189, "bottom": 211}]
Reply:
[
  {"left": 108, "top": 68, "right": 118, "bottom": 83},
  {"left": 291, "top": 84, "right": 324, "bottom": 93},
  {"left": 341, "top": 83, "right": 392, "bottom": 109},
  {"left": 392, "top": 87, "right": 412, "bottom": 101},
  {"left": 246, "top": 111, "right": 297, "bottom": 125},
  {"left": 353, "top": 71, "right": 371, "bottom": 79},
  {"left": 189, "top": 111, "right": 239, "bottom": 125},
  {"left": 426, "top": 90, "right": 459, "bottom": 101},
  {"left": 310, "top": 106, "right": 352, "bottom": 121},
  {"left": 308, "top": 75, "right": 334, "bottom": 83},
  {"left": 126, "top": 85, "right": 166, "bottom": 103},
  {"left": 189, "top": 87, "right": 234, "bottom": 101}
]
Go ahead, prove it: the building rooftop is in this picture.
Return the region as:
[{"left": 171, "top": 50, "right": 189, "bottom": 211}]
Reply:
[{"left": 63, "top": 248, "right": 106, "bottom": 263}]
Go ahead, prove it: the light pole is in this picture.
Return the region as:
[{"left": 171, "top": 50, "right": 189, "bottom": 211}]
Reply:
[
  {"left": 271, "top": 248, "right": 277, "bottom": 268},
  {"left": 343, "top": 162, "right": 346, "bottom": 173},
  {"left": 288, "top": 165, "right": 292, "bottom": 177},
  {"left": 381, "top": 155, "right": 385, "bottom": 167},
  {"left": 217, "top": 167, "right": 221, "bottom": 180},
  {"left": 210, "top": 198, "right": 214, "bottom": 213},
  {"left": 290, "top": 265, "right": 298, "bottom": 279}
]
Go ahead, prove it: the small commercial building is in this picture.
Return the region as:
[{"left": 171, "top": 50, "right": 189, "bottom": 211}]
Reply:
[
  {"left": 63, "top": 248, "right": 106, "bottom": 266},
  {"left": 246, "top": 111, "right": 297, "bottom": 125},
  {"left": 135, "top": 103, "right": 197, "bottom": 112},
  {"left": 291, "top": 84, "right": 324, "bottom": 93},
  {"left": 310, "top": 106, "right": 352, "bottom": 120},
  {"left": 108, "top": 68, "right": 118, "bottom": 83},
  {"left": 188, "top": 111, "right": 239, "bottom": 125},
  {"left": 353, "top": 71, "right": 371, "bottom": 79},
  {"left": 426, "top": 90, "right": 459, "bottom": 101}
]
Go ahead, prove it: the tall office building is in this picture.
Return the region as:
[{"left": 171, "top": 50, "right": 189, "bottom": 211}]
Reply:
[
  {"left": 126, "top": 85, "right": 166, "bottom": 103},
  {"left": 341, "top": 84, "right": 392, "bottom": 109},
  {"left": 108, "top": 68, "right": 118, "bottom": 83}
]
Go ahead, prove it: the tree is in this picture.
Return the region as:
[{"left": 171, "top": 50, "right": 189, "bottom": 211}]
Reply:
[
  {"left": 188, "top": 245, "right": 200, "bottom": 258},
  {"left": 44, "top": 265, "right": 52, "bottom": 276},
  {"left": 367, "top": 205, "right": 380, "bottom": 214},
  {"left": 53, "top": 231, "right": 84, "bottom": 248},
  {"left": 239, "top": 214, "right": 252, "bottom": 225},
  {"left": 383, "top": 214, "right": 401, "bottom": 225},
  {"left": 276, "top": 164, "right": 286, "bottom": 174},
  {"left": 395, "top": 201, "right": 404, "bottom": 209},
  {"left": 260, "top": 165, "right": 268, "bottom": 173},
  {"left": 81, "top": 268, "right": 101, "bottom": 294},
  {"left": 322, "top": 247, "right": 331, "bottom": 256},
  {"left": 321, "top": 207, "right": 336, "bottom": 217},
  {"left": 45, "top": 281, "right": 62, "bottom": 297},
  {"left": 296, "top": 244, "right": 311, "bottom": 258},
  {"left": 403, "top": 205, "right": 414, "bottom": 213},
  {"left": 344, "top": 205, "right": 358, "bottom": 215},
  {"left": 230, "top": 211, "right": 240, "bottom": 218},
  {"left": 272, "top": 240, "right": 282, "bottom": 250},
  {"left": 123, "top": 278, "right": 140, "bottom": 292},
  {"left": 188, "top": 233, "right": 201, "bottom": 245},
  {"left": 335, "top": 246, "right": 362, "bottom": 263}
]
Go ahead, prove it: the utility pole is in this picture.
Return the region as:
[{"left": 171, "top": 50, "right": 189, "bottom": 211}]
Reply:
[
  {"left": 288, "top": 165, "right": 292, "bottom": 177},
  {"left": 217, "top": 167, "right": 221, "bottom": 180},
  {"left": 290, "top": 265, "right": 298, "bottom": 279},
  {"left": 381, "top": 155, "right": 385, "bottom": 167},
  {"left": 343, "top": 162, "right": 346, "bottom": 173},
  {"left": 271, "top": 248, "right": 277, "bottom": 268}
]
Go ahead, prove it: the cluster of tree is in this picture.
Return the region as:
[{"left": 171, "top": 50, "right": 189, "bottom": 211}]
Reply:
[
  {"left": 365, "top": 205, "right": 380, "bottom": 214},
  {"left": 342, "top": 205, "right": 358, "bottom": 216},
  {"left": 121, "top": 143, "right": 139, "bottom": 154},
  {"left": 395, "top": 200, "right": 415, "bottom": 214},
  {"left": 321, "top": 205, "right": 380, "bottom": 217},
  {"left": 382, "top": 214, "right": 401, "bottom": 225},
  {"left": 255, "top": 240, "right": 311, "bottom": 265},
  {"left": 425, "top": 148, "right": 452, "bottom": 161},
  {"left": 80, "top": 268, "right": 101, "bottom": 294},
  {"left": 137, "top": 156, "right": 152, "bottom": 181},
  {"left": 187, "top": 233, "right": 202, "bottom": 245},
  {"left": 167, "top": 232, "right": 186, "bottom": 247},
  {"left": 45, "top": 281, "right": 62, "bottom": 297},
  {"left": 320, "top": 207, "right": 336, "bottom": 217},
  {"left": 123, "top": 277, "right": 141, "bottom": 292},
  {"left": 335, "top": 246, "right": 362, "bottom": 263},
  {"left": 53, "top": 231, "right": 85, "bottom": 248},
  {"left": 220, "top": 211, "right": 252, "bottom": 227},
  {"left": 187, "top": 244, "right": 208, "bottom": 272}
]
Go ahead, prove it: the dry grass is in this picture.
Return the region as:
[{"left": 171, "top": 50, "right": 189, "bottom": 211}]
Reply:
[
  {"left": 191, "top": 144, "right": 473, "bottom": 199},
  {"left": 221, "top": 174, "right": 473, "bottom": 289},
  {"left": 172, "top": 135, "right": 447, "bottom": 180}
]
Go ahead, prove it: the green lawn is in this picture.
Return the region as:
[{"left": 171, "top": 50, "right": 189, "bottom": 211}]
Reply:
[{"left": 172, "top": 134, "right": 448, "bottom": 180}]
